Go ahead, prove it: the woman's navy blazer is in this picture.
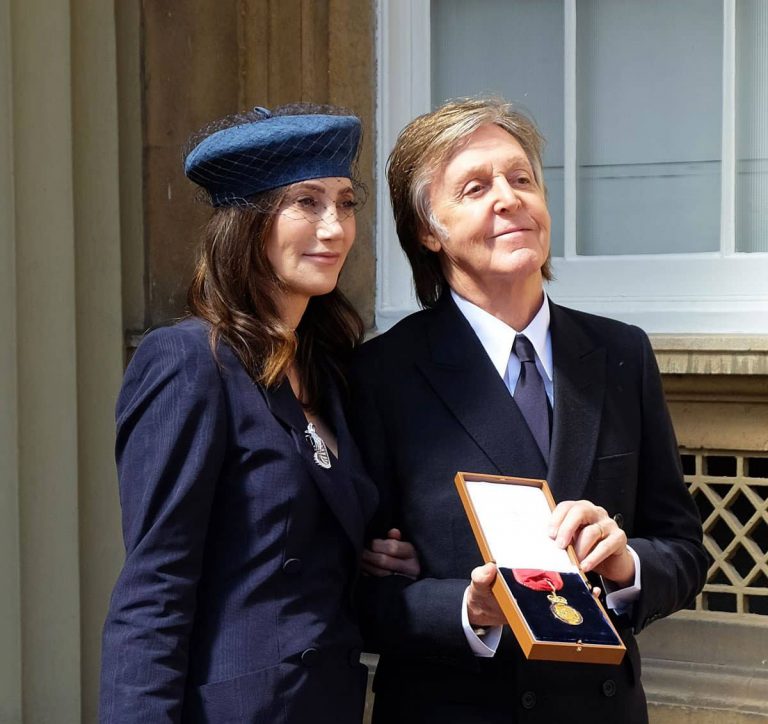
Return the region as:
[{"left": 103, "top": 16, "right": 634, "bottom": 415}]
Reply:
[{"left": 99, "top": 318, "right": 378, "bottom": 723}]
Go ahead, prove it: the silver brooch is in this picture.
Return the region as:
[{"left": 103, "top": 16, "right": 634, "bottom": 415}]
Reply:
[{"left": 304, "top": 422, "right": 331, "bottom": 469}]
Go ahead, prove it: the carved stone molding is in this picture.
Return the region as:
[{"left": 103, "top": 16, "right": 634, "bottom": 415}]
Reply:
[
  {"left": 651, "top": 334, "right": 768, "bottom": 376},
  {"left": 640, "top": 612, "right": 768, "bottom": 722}
]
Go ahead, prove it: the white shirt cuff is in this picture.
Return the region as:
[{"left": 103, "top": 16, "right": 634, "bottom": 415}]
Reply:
[
  {"left": 603, "top": 545, "right": 642, "bottom": 613},
  {"left": 461, "top": 586, "right": 502, "bottom": 657}
]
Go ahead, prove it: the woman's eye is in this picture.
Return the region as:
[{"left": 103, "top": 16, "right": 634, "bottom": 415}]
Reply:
[
  {"left": 296, "top": 196, "right": 317, "bottom": 208},
  {"left": 340, "top": 198, "right": 358, "bottom": 210}
]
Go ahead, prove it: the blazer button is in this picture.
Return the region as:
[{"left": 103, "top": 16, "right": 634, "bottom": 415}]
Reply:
[
  {"left": 300, "top": 648, "right": 318, "bottom": 667},
  {"left": 282, "top": 558, "right": 303, "bottom": 575},
  {"left": 602, "top": 679, "right": 617, "bottom": 697},
  {"left": 613, "top": 513, "right": 625, "bottom": 529},
  {"left": 520, "top": 691, "right": 537, "bottom": 709}
]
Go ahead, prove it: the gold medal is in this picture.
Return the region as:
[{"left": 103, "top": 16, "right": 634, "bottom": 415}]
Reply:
[
  {"left": 547, "top": 592, "right": 584, "bottom": 626},
  {"left": 512, "top": 570, "right": 585, "bottom": 627}
]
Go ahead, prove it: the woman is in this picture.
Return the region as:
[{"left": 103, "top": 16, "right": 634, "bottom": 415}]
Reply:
[
  {"left": 100, "top": 104, "right": 416, "bottom": 723},
  {"left": 350, "top": 97, "right": 706, "bottom": 723}
]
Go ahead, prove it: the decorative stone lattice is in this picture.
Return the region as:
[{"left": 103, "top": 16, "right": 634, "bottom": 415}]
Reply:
[{"left": 681, "top": 452, "right": 768, "bottom": 616}]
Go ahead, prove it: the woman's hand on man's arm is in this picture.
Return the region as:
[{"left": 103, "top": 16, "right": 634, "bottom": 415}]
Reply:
[{"left": 361, "top": 528, "right": 420, "bottom": 579}]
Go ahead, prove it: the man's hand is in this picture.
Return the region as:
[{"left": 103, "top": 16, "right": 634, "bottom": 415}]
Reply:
[
  {"left": 361, "top": 528, "right": 420, "bottom": 579},
  {"left": 549, "top": 500, "right": 635, "bottom": 588},
  {"left": 466, "top": 562, "right": 506, "bottom": 627}
]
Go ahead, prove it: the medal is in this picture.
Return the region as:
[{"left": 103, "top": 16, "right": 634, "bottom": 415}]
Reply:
[
  {"left": 304, "top": 422, "right": 332, "bottom": 469},
  {"left": 545, "top": 578, "right": 584, "bottom": 626},
  {"left": 513, "top": 569, "right": 583, "bottom": 626}
]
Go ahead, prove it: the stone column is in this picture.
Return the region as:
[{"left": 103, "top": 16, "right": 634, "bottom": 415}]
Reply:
[
  {"left": 0, "top": 0, "right": 22, "bottom": 718},
  {"left": 72, "top": 0, "right": 126, "bottom": 719},
  {"left": 11, "top": 0, "right": 82, "bottom": 718},
  {"left": 0, "top": 0, "right": 125, "bottom": 720}
]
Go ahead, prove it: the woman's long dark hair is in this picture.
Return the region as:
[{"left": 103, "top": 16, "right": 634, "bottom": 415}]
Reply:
[
  {"left": 185, "top": 104, "right": 365, "bottom": 411},
  {"left": 187, "top": 200, "right": 364, "bottom": 412}
]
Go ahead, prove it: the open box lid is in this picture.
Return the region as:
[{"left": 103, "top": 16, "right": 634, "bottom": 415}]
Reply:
[{"left": 455, "top": 471, "right": 626, "bottom": 665}]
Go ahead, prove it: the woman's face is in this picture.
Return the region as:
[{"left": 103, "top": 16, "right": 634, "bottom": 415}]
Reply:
[
  {"left": 422, "top": 123, "right": 550, "bottom": 296},
  {"left": 266, "top": 176, "right": 357, "bottom": 310}
]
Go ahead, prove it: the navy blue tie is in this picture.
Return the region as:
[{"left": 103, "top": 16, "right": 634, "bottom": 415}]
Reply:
[{"left": 512, "top": 334, "right": 550, "bottom": 464}]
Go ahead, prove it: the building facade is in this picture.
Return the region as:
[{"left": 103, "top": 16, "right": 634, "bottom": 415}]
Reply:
[{"left": 0, "top": 1, "right": 765, "bottom": 721}]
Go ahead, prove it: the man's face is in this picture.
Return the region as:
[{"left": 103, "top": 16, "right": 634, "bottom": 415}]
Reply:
[{"left": 422, "top": 124, "right": 551, "bottom": 296}]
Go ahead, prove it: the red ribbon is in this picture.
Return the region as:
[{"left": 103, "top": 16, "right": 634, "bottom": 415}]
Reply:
[{"left": 512, "top": 569, "right": 563, "bottom": 591}]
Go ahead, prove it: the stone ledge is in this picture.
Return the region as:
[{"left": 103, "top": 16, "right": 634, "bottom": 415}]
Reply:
[
  {"left": 644, "top": 657, "right": 768, "bottom": 719},
  {"left": 650, "top": 335, "right": 768, "bottom": 376},
  {"left": 648, "top": 702, "right": 768, "bottom": 724},
  {"left": 640, "top": 612, "right": 768, "bottom": 720},
  {"left": 638, "top": 610, "right": 768, "bottom": 667}
]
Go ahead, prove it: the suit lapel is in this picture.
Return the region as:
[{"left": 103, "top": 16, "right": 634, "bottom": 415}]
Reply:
[
  {"left": 263, "top": 378, "right": 366, "bottom": 552},
  {"left": 548, "top": 301, "right": 606, "bottom": 501},
  {"left": 263, "top": 377, "right": 307, "bottom": 433},
  {"left": 325, "top": 375, "right": 378, "bottom": 536},
  {"left": 418, "top": 295, "right": 547, "bottom": 479}
]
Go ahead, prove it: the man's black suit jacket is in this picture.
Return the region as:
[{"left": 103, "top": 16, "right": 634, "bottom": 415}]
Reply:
[{"left": 349, "top": 294, "right": 707, "bottom": 724}]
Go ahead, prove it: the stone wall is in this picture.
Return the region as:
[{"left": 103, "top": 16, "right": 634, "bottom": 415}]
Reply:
[{"left": 138, "top": 0, "right": 377, "bottom": 333}]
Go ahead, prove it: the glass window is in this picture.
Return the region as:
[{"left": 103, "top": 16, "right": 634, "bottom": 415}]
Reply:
[
  {"left": 378, "top": 0, "right": 768, "bottom": 332},
  {"left": 736, "top": 0, "right": 768, "bottom": 253},
  {"left": 576, "top": 0, "right": 722, "bottom": 255}
]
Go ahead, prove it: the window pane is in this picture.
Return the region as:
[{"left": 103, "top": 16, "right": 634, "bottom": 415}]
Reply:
[
  {"left": 576, "top": 0, "right": 722, "bottom": 255},
  {"left": 736, "top": 0, "right": 768, "bottom": 253},
  {"left": 431, "top": 0, "right": 565, "bottom": 256}
]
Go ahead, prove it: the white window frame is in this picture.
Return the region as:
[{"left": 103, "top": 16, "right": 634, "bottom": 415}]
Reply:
[{"left": 375, "top": 0, "right": 768, "bottom": 333}]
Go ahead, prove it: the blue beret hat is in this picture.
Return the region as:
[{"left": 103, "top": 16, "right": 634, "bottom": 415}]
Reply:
[{"left": 184, "top": 109, "right": 362, "bottom": 206}]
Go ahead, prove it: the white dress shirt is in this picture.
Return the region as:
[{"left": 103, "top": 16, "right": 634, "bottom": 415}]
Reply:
[{"left": 452, "top": 289, "right": 554, "bottom": 403}]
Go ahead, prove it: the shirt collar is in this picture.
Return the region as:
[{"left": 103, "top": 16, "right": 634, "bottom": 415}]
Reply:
[{"left": 451, "top": 289, "right": 553, "bottom": 382}]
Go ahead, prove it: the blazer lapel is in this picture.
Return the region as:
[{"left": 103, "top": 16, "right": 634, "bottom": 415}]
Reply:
[
  {"left": 417, "top": 295, "right": 547, "bottom": 479},
  {"left": 325, "top": 375, "right": 378, "bottom": 539},
  {"left": 263, "top": 379, "right": 366, "bottom": 552},
  {"left": 547, "top": 301, "right": 606, "bottom": 501},
  {"left": 263, "top": 377, "right": 307, "bottom": 433}
]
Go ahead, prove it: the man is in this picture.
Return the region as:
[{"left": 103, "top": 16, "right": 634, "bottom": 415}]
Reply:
[{"left": 350, "top": 97, "right": 707, "bottom": 723}]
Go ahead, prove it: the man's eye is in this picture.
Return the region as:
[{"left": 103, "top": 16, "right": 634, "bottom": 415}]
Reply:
[{"left": 464, "top": 183, "right": 484, "bottom": 196}]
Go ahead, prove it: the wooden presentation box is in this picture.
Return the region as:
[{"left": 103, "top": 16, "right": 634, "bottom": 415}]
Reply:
[{"left": 455, "top": 471, "right": 626, "bottom": 665}]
